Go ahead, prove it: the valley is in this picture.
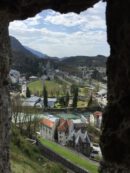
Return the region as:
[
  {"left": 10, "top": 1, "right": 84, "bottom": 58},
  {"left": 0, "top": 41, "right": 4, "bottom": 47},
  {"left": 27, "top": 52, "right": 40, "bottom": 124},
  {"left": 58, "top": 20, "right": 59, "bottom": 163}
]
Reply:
[{"left": 10, "top": 36, "right": 107, "bottom": 173}]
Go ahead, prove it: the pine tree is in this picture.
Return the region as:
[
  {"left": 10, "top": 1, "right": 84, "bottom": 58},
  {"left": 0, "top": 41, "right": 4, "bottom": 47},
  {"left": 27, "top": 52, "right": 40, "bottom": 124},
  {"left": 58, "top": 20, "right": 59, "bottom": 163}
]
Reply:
[
  {"left": 72, "top": 87, "right": 78, "bottom": 108},
  {"left": 71, "top": 84, "right": 77, "bottom": 95},
  {"left": 26, "top": 87, "right": 31, "bottom": 98},
  {"left": 87, "top": 94, "right": 93, "bottom": 107},
  {"left": 43, "top": 86, "right": 48, "bottom": 108},
  {"left": 65, "top": 92, "right": 70, "bottom": 107}
]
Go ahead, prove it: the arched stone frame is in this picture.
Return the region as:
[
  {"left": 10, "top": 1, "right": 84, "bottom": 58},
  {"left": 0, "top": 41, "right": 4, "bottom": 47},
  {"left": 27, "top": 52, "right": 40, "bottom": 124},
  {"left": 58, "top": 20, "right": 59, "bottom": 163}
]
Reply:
[{"left": 0, "top": 0, "right": 130, "bottom": 173}]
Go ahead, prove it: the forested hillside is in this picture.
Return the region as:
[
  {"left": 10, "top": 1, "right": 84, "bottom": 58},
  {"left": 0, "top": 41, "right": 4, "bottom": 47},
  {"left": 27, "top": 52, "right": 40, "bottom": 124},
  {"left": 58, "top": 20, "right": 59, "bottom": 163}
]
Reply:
[{"left": 10, "top": 36, "right": 107, "bottom": 76}]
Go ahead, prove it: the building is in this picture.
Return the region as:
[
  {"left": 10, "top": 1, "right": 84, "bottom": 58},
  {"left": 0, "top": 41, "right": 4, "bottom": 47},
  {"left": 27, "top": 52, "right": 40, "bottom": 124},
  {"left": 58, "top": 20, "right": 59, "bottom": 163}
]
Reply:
[
  {"left": 21, "top": 83, "right": 27, "bottom": 97},
  {"left": 9, "top": 69, "right": 20, "bottom": 84},
  {"left": 40, "top": 115, "right": 59, "bottom": 141},
  {"left": 97, "top": 89, "right": 107, "bottom": 97},
  {"left": 46, "top": 98, "right": 57, "bottom": 108},
  {"left": 80, "top": 115, "right": 89, "bottom": 124},
  {"left": 22, "top": 96, "right": 42, "bottom": 107},
  {"left": 72, "top": 119, "right": 87, "bottom": 131},
  {"left": 89, "top": 114, "right": 95, "bottom": 126},
  {"left": 22, "top": 96, "right": 57, "bottom": 108},
  {"left": 67, "top": 129, "right": 91, "bottom": 156},
  {"left": 29, "top": 76, "right": 38, "bottom": 81},
  {"left": 66, "top": 118, "right": 92, "bottom": 156},
  {"left": 19, "top": 76, "right": 26, "bottom": 84},
  {"left": 93, "top": 111, "right": 102, "bottom": 128},
  {"left": 57, "top": 119, "right": 73, "bottom": 145}
]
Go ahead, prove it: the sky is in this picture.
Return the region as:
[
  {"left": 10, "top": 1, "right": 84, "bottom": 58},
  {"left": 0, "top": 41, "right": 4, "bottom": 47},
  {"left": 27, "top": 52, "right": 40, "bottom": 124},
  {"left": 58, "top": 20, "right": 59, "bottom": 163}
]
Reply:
[{"left": 9, "top": 1, "right": 110, "bottom": 58}]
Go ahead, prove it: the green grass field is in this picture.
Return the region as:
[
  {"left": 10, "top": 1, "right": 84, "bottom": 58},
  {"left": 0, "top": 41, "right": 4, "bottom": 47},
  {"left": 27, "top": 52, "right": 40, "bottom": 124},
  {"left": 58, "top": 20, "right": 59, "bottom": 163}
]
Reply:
[
  {"left": 28, "top": 80, "right": 43, "bottom": 94},
  {"left": 77, "top": 100, "right": 88, "bottom": 108},
  {"left": 28, "top": 80, "right": 67, "bottom": 97},
  {"left": 39, "top": 137, "right": 98, "bottom": 173}
]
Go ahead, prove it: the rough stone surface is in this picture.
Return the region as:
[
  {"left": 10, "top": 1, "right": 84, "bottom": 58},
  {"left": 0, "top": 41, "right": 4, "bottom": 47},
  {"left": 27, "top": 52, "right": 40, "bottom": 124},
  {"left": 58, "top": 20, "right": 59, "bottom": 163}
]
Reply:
[
  {"left": 99, "top": 161, "right": 130, "bottom": 173},
  {"left": 2, "top": 0, "right": 100, "bottom": 20},
  {"left": 0, "top": 13, "right": 11, "bottom": 173},
  {"left": 100, "top": 0, "right": 130, "bottom": 172},
  {"left": 1, "top": 0, "right": 130, "bottom": 173}
]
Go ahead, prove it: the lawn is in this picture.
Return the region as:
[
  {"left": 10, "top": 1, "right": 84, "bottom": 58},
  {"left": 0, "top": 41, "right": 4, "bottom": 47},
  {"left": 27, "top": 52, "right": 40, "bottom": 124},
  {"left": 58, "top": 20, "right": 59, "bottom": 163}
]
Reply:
[
  {"left": 28, "top": 80, "right": 67, "bottom": 97},
  {"left": 39, "top": 137, "right": 98, "bottom": 173},
  {"left": 78, "top": 100, "right": 88, "bottom": 108},
  {"left": 28, "top": 80, "right": 43, "bottom": 94}
]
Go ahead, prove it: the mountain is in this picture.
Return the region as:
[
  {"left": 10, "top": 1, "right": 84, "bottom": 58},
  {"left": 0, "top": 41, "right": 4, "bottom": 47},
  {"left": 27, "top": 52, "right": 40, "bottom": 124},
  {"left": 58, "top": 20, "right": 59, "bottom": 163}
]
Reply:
[
  {"left": 10, "top": 36, "right": 45, "bottom": 75},
  {"left": 10, "top": 36, "right": 59, "bottom": 75},
  {"left": 10, "top": 35, "right": 107, "bottom": 77},
  {"left": 25, "top": 46, "right": 48, "bottom": 59},
  {"left": 56, "top": 55, "right": 107, "bottom": 77},
  {"left": 25, "top": 46, "right": 59, "bottom": 61},
  {"left": 60, "top": 55, "right": 107, "bottom": 67}
]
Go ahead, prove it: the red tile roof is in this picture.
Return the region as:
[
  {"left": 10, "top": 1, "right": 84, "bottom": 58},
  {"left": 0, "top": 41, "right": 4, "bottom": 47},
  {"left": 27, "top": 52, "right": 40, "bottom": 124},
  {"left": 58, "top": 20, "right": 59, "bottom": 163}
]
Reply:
[
  {"left": 93, "top": 111, "right": 102, "bottom": 117},
  {"left": 40, "top": 119, "right": 54, "bottom": 128},
  {"left": 58, "top": 119, "right": 72, "bottom": 132}
]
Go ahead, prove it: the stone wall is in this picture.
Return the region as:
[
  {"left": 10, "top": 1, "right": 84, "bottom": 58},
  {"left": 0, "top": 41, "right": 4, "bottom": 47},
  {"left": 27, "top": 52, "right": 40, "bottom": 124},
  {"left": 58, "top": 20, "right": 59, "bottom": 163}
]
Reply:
[
  {"left": 1, "top": 0, "right": 130, "bottom": 173},
  {"left": 100, "top": 0, "right": 130, "bottom": 172},
  {"left": 2, "top": 0, "right": 100, "bottom": 21},
  {"left": 0, "top": 15, "right": 11, "bottom": 173},
  {"left": 37, "top": 140, "right": 90, "bottom": 173}
]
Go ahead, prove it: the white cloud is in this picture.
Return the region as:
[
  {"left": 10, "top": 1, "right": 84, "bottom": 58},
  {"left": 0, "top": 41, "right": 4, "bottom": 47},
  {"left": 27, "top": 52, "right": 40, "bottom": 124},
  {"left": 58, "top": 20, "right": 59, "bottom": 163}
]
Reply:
[
  {"left": 44, "top": 1, "right": 106, "bottom": 30},
  {"left": 9, "top": 1, "right": 109, "bottom": 58},
  {"left": 44, "top": 12, "right": 86, "bottom": 27},
  {"left": 25, "top": 14, "right": 42, "bottom": 26}
]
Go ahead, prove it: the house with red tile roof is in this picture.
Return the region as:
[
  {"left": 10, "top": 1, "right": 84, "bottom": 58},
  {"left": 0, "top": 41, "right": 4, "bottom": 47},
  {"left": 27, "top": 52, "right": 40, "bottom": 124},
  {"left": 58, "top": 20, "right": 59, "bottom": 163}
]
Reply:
[
  {"left": 93, "top": 111, "right": 102, "bottom": 128},
  {"left": 57, "top": 119, "right": 73, "bottom": 145},
  {"left": 57, "top": 118, "right": 88, "bottom": 146},
  {"left": 40, "top": 115, "right": 59, "bottom": 141}
]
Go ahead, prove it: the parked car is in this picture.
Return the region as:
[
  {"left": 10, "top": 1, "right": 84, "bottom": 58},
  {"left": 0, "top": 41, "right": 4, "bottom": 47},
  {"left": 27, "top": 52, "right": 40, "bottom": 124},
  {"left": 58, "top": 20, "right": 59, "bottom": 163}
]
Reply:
[{"left": 90, "top": 143, "right": 102, "bottom": 161}]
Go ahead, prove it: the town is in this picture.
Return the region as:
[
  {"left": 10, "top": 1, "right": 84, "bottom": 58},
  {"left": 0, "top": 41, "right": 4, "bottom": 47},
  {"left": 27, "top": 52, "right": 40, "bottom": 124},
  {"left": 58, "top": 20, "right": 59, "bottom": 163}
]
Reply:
[
  {"left": 8, "top": 35, "right": 109, "bottom": 172},
  {"left": 10, "top": 58, "right": 107, "bottom": 168}
]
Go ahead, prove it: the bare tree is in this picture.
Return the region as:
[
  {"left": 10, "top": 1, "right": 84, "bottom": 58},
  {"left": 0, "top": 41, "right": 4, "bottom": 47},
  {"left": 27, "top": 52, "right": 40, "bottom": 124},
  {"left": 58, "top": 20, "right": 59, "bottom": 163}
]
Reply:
[{"left": 11, "top": 94, "right": 23, "bottom": 126}]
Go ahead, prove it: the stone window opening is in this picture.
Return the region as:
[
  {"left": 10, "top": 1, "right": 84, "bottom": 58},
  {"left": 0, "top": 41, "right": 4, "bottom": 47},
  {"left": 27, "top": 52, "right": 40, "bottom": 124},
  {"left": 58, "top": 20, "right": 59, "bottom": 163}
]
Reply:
[{"left": 0, "top": 0, "right": 130, "bottom": 173}]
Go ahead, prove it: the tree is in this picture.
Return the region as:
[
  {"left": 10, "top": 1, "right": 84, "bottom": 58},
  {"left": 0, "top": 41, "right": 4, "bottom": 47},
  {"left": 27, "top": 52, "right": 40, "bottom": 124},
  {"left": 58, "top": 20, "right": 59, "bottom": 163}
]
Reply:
[
  {"left": 58, "top": 96, "right": 66, "bottom": 107},
  {"left": 62, "top": 85, "right": 67, "bottom": 95},
  {"left": 56, "top": 89, "right": 60, "bottom": 98},
  {"left": 11, "top": 94, "right": 23, "bottom": 126},
  {"left": 87, "top": 94, "right": 99, "bottom": 108},
  {"left": 50, "top": 90, "right": 54, "bottom": 97},
  {"left": 43, "top": 86, "right": 48, "bottom": 108},
  {"left": 72, "top": 87, "right": 78, "bottom": 108},
  {"left": 26, "top": 87, "right": 31, "bottom": 98},
  {"left": 65, "top": 92, "right": 70, "bottom": 107},
  {"left": 71, "top": 84, "right": 76, "bottom": 95},
  {"left": 94, "top": 83, "right": 100, "bottom": 93},
  {"left": 87, "top": 94, "right": 93, "bottom": 108}
]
